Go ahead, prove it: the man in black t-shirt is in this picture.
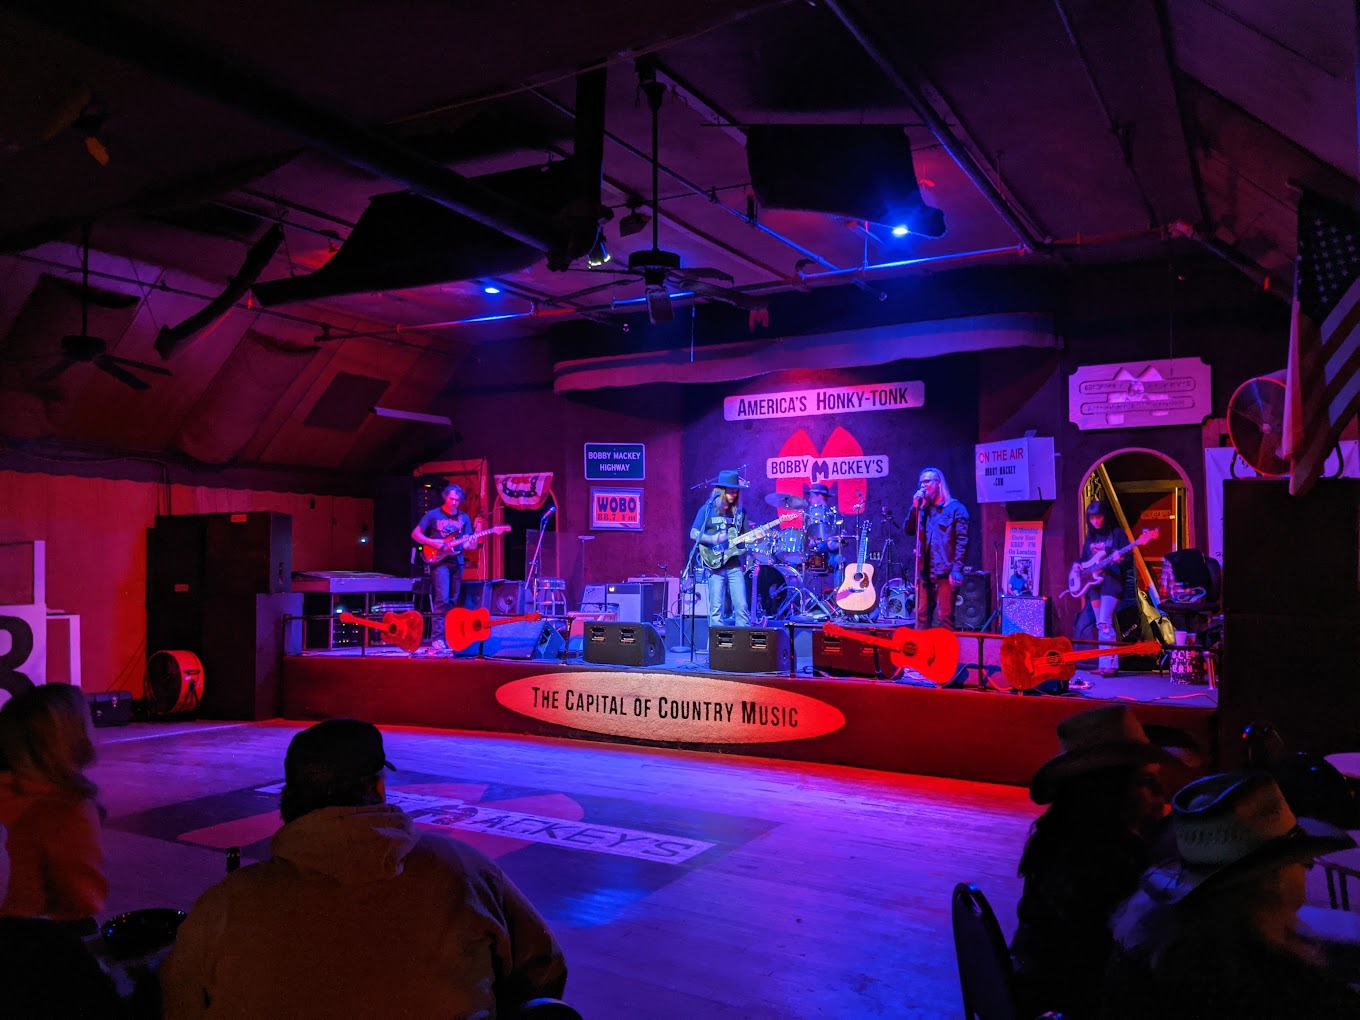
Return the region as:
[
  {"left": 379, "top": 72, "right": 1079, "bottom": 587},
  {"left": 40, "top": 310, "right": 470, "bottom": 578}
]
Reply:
[{"left": 411, "top": 484, "right": 479, "bottom": 652}]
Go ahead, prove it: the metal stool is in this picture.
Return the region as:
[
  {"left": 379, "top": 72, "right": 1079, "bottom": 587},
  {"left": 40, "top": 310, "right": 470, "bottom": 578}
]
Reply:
[{"left": 535, "top": 578, "right": 568, "bottom": 620}]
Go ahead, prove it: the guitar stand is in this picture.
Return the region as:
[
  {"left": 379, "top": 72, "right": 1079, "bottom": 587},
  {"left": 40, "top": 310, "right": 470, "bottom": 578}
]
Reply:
[{"left": 954, "top": 609, "right": 1001, "bottom": 690}]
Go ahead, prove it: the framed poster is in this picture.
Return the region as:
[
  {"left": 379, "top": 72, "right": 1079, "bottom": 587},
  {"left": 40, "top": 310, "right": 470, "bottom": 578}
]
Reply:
[
  {"left": 590, "top": 487, "right": 644, "bottom": 531},
  {"left": 1003, "top": 521, "right": 1044, "bottom": 596}
]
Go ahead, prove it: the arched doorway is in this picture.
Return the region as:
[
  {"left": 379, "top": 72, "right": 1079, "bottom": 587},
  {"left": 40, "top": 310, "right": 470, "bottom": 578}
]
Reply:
[{"left": 1079, "top": 448, "right": 1192, "bottom": 596}]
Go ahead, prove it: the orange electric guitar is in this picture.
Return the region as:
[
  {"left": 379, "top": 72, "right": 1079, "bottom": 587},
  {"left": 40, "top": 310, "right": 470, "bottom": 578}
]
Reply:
[
  {"left": 820, "top": 623, "right": 959, "bottom": 686},
  {"left": 999, "top": 633, "right": 1162, "bottom": 691},
  {"left": 443, "top": 607, "right": 544, "bottom": 652},
  {"left": 419, "top": 524, "right": 511, "bottom": 566},
  {"left": 337, "top": 611, "right": 425, "bottom": 654}
]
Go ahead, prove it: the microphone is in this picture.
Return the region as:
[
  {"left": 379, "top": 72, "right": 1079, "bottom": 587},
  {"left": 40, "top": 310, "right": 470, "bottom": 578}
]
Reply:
[
  {"left": 541, "top": 506, "right": 556, "bottom": 521},
  {"left": 738, "top": 462, "right": 748, "bottom": 485}
]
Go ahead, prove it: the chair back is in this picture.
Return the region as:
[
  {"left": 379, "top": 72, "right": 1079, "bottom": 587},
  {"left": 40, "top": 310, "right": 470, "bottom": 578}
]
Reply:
[{"left": 951, "top": 882, "right": 1018, "bottom": 1020}]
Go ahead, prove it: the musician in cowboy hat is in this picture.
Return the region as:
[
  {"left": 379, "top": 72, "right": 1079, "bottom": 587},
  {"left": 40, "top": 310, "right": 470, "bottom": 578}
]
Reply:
[
  {"left": 1103, "top": 771, "right": 1359, "bottom": 1018},
  {"left": 1011, "top": 706, "right": 1192, "bottom": 1020},
  {"left": 690, "top": 468, "right": 751, "bottom": 627}
]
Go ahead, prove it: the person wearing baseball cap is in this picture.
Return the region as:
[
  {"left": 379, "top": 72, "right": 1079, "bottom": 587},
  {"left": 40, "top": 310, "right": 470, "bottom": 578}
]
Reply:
[
  {"left": 1103, "top": 770, "right": 1359, "bottom": 1018},
  {"left": 162, "top": 719, "right": 568, "bottom": 1019}
]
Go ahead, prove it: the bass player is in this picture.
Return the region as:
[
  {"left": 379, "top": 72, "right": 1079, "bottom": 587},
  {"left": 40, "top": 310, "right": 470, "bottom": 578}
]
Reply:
[
  {"left": 689, "top": 469, "right": 751, "bottom": 628},
  {"left": 1074, "top": 499, "right": 1127, "bottom": 677},
  {"left": 411, "top": 483, "right": 481, "bottom": 653}
]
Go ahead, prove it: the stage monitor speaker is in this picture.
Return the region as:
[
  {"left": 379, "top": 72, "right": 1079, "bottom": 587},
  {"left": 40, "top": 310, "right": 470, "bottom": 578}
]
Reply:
[
  {"left": 710, "top": 627, "right": 790, "bottom": 674},
  {"left": 479, "top": 619, "right": 565, "bottom": 660},
  {"left": 458, "top": 579, "right": 491, "bottom": 611},
  {"left": 812, "top": 627, "right": 895, "bottom": 678},
  {"left": 204, "top": 511, "right": 292, "bottom": 595},
  {"left": 664, "top": 616, "right": 709, "bottom": 653},
  {"left": 1001, "top": 595, "right": 1049, "bottom": 636},
  {"left": 955, "top": 572, "right": 992, "bottom": 630},
  {"left": 583, "top": 622, "right": 666, "bottom": 667},
  {"left": 489, "top": 580, "right": 526, "bottom": 616}
]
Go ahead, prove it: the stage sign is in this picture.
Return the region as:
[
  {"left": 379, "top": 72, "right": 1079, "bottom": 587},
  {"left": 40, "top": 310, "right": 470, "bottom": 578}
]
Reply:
[
  {"left": 1069, "top": 357, "right": 1211, "bottom": 430},
  {"left": 1003, "top": 521, "right": 1044, "bottom": 596},
  {"left": 974, "top": 437, "right": 1056, "bottom": 503},
  {"left": 725, "top": 381, "right": 924, "bottom": 421},
  {"left": 590, "top": 487, "right": 644, "bottom": 531},
  {"left": 496, "top": 672, "right": 846, "bottom": 744},
  {"left": 584, "top": 442, "right": 645, "bottom": 480}
]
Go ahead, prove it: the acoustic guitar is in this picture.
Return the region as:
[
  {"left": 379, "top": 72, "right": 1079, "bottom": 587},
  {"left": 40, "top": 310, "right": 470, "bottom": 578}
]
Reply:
[
  {"left": 697, "top": 513, "right": 799, "bottom": 570},
  {"left": 337, "top": 611, "right": 424, "bottom": 654},
  {"left": 821, "top": 623, "right": 959, "bottom": 686},
  {"left": 420, "top": 524, "right": 511, "bottom": 565},
  {"left": 999, "top": 633, "right": 1162, "bottom": 690},
  {"left": 1065, "top": 528, "right": 1159, "bottom": 599},
  {"left": 834, "top": 520, "right": 877, "bottom": 614},
  {"left": 443, "top": 607, "right": 544, "bottom": 652}
]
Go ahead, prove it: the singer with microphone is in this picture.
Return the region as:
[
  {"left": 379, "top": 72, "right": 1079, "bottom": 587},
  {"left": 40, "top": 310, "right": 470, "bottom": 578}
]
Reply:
[
  {"left": 410, "top": 483, "right": 482, "bottom": 653},
  {"left": 689, "top": 468, "right": 751, "bottom": 627},
  {"left": 905, "top": 467, "right": 970, "bottom": 631}
]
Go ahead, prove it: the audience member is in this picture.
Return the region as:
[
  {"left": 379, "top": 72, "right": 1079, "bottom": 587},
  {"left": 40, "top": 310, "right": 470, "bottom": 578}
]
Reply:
[
  {"left": 160, "top": 718, "right": 568, "bottom": 1019},
  {"left": 1010, "top": 706, "right": 1181, "bottom": 1019},
  {"left": 0, "top": 682, "right": 108, "bottom": 920},
  {"left": 1103, "top": 771, "right": 1360, "bottom": 1018}
]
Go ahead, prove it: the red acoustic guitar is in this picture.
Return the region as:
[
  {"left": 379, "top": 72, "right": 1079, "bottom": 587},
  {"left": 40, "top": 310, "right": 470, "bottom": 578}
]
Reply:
[
  {"left": 821, "top": 623, "right": 959, "bottom": 686},
  {"left": 999, "top": 633, "right": 1162, "bottom": 691},
  {"left": 337, "top": 611, "right": 424, "bottom": 654},
  {"left": 443, "top": 608, "right": 544, "bottom": 652}
]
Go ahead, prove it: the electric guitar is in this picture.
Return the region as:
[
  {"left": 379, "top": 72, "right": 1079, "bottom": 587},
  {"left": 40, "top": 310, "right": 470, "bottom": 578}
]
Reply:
[
  {"left": 337, "top": 611, "right": 424, "bottom": 654},
  {"left": 821, "top": 623, "right": 959, "bottom": 686},
  {"left": 443, "top": 607, "right": 543, "bottom": 652},
  {"left": 834, "top": 520, "right": 877, "bottom": 613},
  {"left": 999, "top": 633, "right": 1162, "bottom": 690},
  {"left": 1065, "top": 528, "right": 1159, "bottom": 599},
  {"left": 419, "top": 524, "right": 511, "bottom": 565},
  {"left": 697, "top": 513, "right": 799, "bottom": 570}
]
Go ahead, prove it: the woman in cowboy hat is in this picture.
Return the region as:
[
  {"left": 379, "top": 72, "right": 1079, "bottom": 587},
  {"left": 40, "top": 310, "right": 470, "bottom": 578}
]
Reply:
[
  {"left": 1011, "top": 705, "right": 1189, "bottom": 1020},
  {"left": 1102, "top": 771, "right": 1360, "bottom": 1018}
]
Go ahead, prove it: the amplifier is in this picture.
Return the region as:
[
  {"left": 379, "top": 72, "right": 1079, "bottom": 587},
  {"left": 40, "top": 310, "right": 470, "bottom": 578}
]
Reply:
[
  {"left": 88, "top": 690, "right": 134, "bottom": 728},
  {"left": 581, "top": 582, "right": 660, "bottom": 623},
  {"left": 1001, "top": 595, "right": 1049, "bottom": 636}
]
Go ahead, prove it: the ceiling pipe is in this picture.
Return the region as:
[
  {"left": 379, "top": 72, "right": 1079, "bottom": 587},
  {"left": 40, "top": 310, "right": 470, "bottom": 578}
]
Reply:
[
  {"left": 820, "top": 0, "right": 1047, "bottom": 253},
  {"left": 6, "top": 1, "right": 557, "bottom": 253}
]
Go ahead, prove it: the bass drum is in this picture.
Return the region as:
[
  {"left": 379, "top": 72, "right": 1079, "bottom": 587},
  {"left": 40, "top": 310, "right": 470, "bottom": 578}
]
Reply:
[
  {"left": 144, "top": 650, "right": 205, "bottom": 716},
  {"left": 756, "top": 563, "right": 800, "bottom": 618}
]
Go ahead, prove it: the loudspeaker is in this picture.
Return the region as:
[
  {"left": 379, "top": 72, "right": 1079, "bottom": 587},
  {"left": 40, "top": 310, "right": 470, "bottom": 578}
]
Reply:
[
  {"left": 147, "top": 516, "right": 208, "bottom": 602},
  {"left": 205, "top": 511, "right": 292, "bottom": 594},
  {"left": 664, "top": 616, "right": 709, "bottom": 652},
  {"left": 583, "top": 621, "right": 666, "bottom": 667},
  {"left": 488, "top": 580, "right": 525, "bottom": 616},
  {"left": 580, "top": 583, "right": 659, "bottom": 623},
  {"left": 479, "top": 619, "right": 565, "bottom": 660},
  {"left": 1001, "top": 595, "right": 1049, "bottom": 636},
  {"left": 88, "top": 691, "right": 134, "bottom": 728},
  {"left": 457, "top": 579, "right": 491, "bottom": 611},
  {"left": 954, "top": 572, "right": 992, "bottom": 630},
  {"left": 812, "top": 627, "right": 895, "bottom": 678},
  {"left": 709, "top": 627, "right": 790, "bottom": 674}
]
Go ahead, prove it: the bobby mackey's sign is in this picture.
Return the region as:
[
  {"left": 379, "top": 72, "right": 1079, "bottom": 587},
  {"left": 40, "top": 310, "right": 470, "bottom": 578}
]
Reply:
[{"left": 724, "top": 381, "right": 925, "bottom": 421}]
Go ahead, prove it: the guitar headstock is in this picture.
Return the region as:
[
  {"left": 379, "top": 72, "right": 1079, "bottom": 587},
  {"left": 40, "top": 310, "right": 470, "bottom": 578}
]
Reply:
[
  {"left": 490, "top": 524, "right": 511, "bottom": 535},
  {"left": 1135, "top": 528, "right": 1160, "bottom": 546}
]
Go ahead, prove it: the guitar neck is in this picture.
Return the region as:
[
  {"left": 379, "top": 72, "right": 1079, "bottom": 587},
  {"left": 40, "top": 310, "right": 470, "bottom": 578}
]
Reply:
[
  {"left": 337, "top": 612, "right": 386, "bottom": 632},
  {"left": 824, "top": 625, "right": 894, "bottom": 652},
  {"left": 1052, "top": 641, "right": 1160, "bottom": 666}
]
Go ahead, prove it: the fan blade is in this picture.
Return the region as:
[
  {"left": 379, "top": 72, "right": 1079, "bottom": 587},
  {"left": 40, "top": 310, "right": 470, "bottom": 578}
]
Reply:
[
  {"left": 35, "top": 359, "right": 75, "bottom": 384},
  {"left": 556, "top": 278, "right": 638, "bottom": 304},
  {"left": 683, "top": 278, "right": 767, "bottom": 313},
  {"left": 94, "top": 357, "right": 151, "bottom": 391},
  {"left": 675, "top": 267, "right": 734, "bottom": 284},
  {"left": 105, "top": 354, "right": 173, "bottom": 376},
  {"left": 645, "top": 285, "right": 674, "bottom": 325}
]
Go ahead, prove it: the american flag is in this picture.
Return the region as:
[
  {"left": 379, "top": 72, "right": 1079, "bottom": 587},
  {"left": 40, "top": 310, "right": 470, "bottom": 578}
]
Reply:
[{"left": 1282, "top": 189, "right": 1360, "bottom": 496}]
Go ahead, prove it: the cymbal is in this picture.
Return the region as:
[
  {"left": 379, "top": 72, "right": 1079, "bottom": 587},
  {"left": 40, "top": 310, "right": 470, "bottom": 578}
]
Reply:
[{"left": 765, "top": 492, "right": 807, "bottom": 510}]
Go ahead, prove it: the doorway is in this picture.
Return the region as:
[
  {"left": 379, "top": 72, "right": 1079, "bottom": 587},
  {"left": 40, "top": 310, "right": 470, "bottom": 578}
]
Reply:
[{"left": 1079, "top": 448, "right": 1192, "bottom": 596}]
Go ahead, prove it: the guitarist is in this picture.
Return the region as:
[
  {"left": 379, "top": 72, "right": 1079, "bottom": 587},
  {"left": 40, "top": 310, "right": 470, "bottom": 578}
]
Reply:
[
  {"left": 688, "top": 469, "right": 751, "bottom": 627},
  {"left": 905, "top": 467, "right": 970, "bottom": 631},
  {"left": 1075, "top": 499, "right": 1128, "bottom": 677},
  {"left": 410, "top": 484, "right": 481, "bottom": 652}
]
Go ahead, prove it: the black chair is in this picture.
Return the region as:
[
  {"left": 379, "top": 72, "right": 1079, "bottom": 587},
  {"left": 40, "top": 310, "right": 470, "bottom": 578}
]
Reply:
[
  {"left": 1160, "top": 549, "right": 1221, "bottom": 636},
  {"left": 951, "top": 882, "right": 1018, "bottom": 1020}
]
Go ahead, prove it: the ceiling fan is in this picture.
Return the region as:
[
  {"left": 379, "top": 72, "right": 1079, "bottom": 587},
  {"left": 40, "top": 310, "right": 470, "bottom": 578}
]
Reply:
[
  {"left": 36, "top": 224, "right": 171, "bottom": 392},
  {"left": 562, "top": 67, "right": 767, "bottom": 325}
]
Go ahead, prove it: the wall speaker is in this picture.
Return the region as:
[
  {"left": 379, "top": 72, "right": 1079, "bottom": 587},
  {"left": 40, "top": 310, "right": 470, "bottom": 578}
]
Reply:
[
  {"left": 583, "top": 621, "right": 666, "bottom": 667},
  {"left": 1001, "top": 595, "right": 1048, "bottom": 636},
  {"left": 489, "top": 580, "right": 525, "bottom": 616},
  {"left": 479, "top": 619, "right": 564, "bottom": 660},
  {"left": 709, "top": 627, "right": 790, "bottom": 674},
  {"left": 955, "top": 572, "right": 992, "bottom": 630}
]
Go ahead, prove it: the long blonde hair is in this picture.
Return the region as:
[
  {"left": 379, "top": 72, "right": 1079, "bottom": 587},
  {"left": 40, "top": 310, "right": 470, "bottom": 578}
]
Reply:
[
  {"left": 0, "top": 684, "right": 99, "bottom": 799},
  {"left": 920, "top": 467, "right": 953, "bottom": 504}
]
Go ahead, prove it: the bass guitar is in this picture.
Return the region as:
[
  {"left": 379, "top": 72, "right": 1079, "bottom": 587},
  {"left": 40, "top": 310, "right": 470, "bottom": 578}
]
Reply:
[
  {"left": 821, "top": 623, "right": 959, "bottom": 686},
  {"left": 337, "top": 610, "right": 424, "bottom": 654},
  {"left": 443, "top": 607, "right": 543, "bottom": 652},
  {"left": 420, "top": 524, "right": 511, "bottom": 565},
  {"left": 834, "top": 520, "right": 877, "bottom": 613},
  {"left": 999, "top": 633, "right": 1162, "bottom": 690},
  {"left": 1065, "top": 528, "right": 1159, "bottom": 599},
  {"left": 697, "top": 513, "right": 799, "bottom": 570}
]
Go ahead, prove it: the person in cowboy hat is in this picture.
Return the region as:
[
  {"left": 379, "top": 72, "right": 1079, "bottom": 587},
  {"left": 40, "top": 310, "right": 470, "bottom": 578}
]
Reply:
[
  {"left": 1103, "top": 771, "right": 1360, "bottom": 1019},
  {"left": 690, "top": 468, "right": 752, "bottom": 627},
  {"left": 1010, "top": 706, "right": 1190, "bottom": 1020}
]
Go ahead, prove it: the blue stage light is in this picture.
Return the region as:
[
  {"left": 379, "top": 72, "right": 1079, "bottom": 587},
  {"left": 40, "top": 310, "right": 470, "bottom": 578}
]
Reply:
[{"left": 483, "top": 285, "right": 501, "bottom": 295}]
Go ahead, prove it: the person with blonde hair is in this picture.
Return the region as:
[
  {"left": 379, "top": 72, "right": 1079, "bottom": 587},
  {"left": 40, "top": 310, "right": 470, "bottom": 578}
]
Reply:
[
  {"left": 905, "top": 466, "right": 969, "bottom": 631},
  {"left": 1102, "top": 771, "right": 1360, "bottom": 1018},
  {"left": 0, "top": 683, "right": 109, "bottom": 920}
]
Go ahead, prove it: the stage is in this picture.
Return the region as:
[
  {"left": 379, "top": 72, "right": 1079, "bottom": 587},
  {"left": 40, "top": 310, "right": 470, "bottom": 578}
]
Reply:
[{"left": 281, "top": 631, "right": 1218, "bottom": 789}]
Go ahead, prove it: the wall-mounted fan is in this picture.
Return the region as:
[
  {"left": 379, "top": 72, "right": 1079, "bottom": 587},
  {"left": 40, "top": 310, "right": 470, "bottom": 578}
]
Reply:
[
  {"left": 36, "top": 224, "right": 170, "bottom": 392},
  {"left": 1227, "top": 370, "right": 1289, "bottom": 476},
  {"left": 561, "top": 67, "right": 766, "bottom": 324}
]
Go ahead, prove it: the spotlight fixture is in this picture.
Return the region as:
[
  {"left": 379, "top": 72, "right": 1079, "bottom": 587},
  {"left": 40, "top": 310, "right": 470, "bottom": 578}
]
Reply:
[
  {"left": 618, "top": 197, "right": 651, "bottom": 238},
  {"left": 483, "top": 285, "right": 501, "bottom": 295},
  {"left": 890, "top": 225, "right": 910, "bottom": 238},
  {"left": 586, "top": 232, "right": 611, "bottom": 267}
]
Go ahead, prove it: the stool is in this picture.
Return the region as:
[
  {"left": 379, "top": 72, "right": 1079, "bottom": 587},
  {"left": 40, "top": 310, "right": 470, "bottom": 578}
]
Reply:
[{"left": 535, "top": 578, "right": 568, "bottom": 620}]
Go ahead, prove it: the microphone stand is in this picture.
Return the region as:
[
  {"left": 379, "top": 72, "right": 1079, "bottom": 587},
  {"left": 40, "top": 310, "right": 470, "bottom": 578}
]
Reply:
[
  {"left": 676, "top": 493, "right": 718, "bottom": 665},
  {"left": 525, "top": 509, "right": 553, "bottom": 614}
]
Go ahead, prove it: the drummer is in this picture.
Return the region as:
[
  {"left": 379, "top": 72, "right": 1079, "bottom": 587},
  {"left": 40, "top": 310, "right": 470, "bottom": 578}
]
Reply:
[{"left": 803, "top": 483, "right": 844, "bottom": 576}]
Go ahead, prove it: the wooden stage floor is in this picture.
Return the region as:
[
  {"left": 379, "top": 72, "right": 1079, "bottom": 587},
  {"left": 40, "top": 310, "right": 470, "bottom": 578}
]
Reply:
[{"left": 281, "top": 640, "right": 1218, "bottom": 789}]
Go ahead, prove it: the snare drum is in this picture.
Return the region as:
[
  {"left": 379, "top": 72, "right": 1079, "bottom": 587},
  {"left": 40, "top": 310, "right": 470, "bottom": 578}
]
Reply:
[{"left": 773, "top": 528, "right": 806, "bottom": 565}]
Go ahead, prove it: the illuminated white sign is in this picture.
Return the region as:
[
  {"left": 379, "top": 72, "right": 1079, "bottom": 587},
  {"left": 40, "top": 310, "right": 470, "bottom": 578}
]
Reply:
[{"left": 725, "top": 381, "right": 924, "bottom": 421}]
